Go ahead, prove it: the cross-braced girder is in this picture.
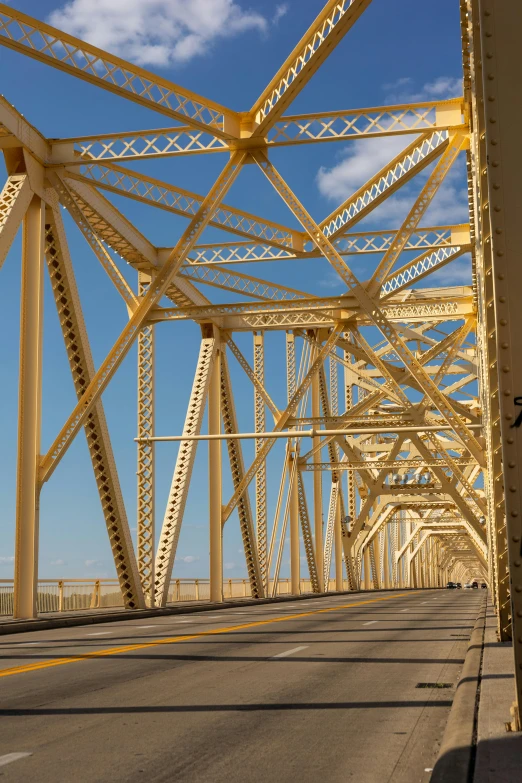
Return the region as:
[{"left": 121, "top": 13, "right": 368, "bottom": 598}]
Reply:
[{"left": 1, "top": 0, "right": 511, "bottom": 711}]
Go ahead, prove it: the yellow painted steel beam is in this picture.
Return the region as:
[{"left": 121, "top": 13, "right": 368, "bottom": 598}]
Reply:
[
  {"left": 249, "top": 0, "right": 372, "bottom": 136},
  {"left": 0, "top": 4, "right": 240, "bottom": 138},
  {"left": 64, "top": 164, "right": 302, "bottom": 250},
  {"left": 39, "top": 151, "right": 247, "bottom": 485}
]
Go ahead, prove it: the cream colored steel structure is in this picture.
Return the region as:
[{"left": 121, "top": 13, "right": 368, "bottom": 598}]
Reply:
[{"left": 0, "top": 0, "right": 520, "bottom": 720}]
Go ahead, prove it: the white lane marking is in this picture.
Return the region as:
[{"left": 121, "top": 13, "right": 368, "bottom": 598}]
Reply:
[
  {"left": 135, "top": 626, "right": 157, "bottom": 629},
  {"left": 175, "top": 619, "right": 193, "bottom": 623},
  {"left": 421, "top": 602, "right": 429, "bottom": 605},
  {"left": 0, "top": 753, "right": 32, "bottom": 768},
  {"left": 362, "top": 621, "right": 378, "bottom": 626},
  {"left": 400, "top": 609, "right": 409, "bottom": 612},
  {"left": 270, "top": 646, "right": 309, "bottom": 659},
  {"left": 18, "top": 642, "right": 40, "bottom": 646},
  {"left": 86, "top": 631, "right": 113, "bottom": 636}
]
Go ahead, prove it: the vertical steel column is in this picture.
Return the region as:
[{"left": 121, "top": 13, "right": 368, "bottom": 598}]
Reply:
[
  {"left": 363, "top": 547, "right": 371, "bottom": 590},
  {"left": 463, "top": 0, "right": 508, "bottom": 633},
  {"left": 372, "top": 539, "right": 381, "bottom": 590},
  {"left": 311, "top": 342, "right": 324, "bottom": 590},
  {"left": 209, "top": 340, "right": 222, "bottom": 603},
  {"left": 383, "top": 525, "right": 391, "bottom": 588},
  {"left": 137, "top": 272, "right": 155, "bottom": 607},
  {"left": 14, "top": 196, "right": 43, "bottom": 619},
  {"left": 289, "top": 451, "right": 300, "bottom": 595},
  {"left": 478, "top": 5, "right": 522, "bottom": 716},
  {"left": 334, "top": 497, "right": 343, "bottom": 590},
  {"left": 253, "top": 333, "right": 267, "bottom": 590}
]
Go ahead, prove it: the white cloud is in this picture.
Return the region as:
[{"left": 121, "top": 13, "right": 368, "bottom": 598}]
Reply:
[
  {"left": 319, "top": 270, "right": 344, "bottom": 289},
  {"left": 317, "top": 135, "right": 469, "bottom": 227},
  {"left": 48, "top": 0, "right": 268, "bottom": 67},
  {"left": 50, "top": 559, "right": 67, "bottom": 566},
  {"left": 224, "top": 561, "right": 236, "bottom": 570},
  {"left": 85, "top": 559, "right": 103, "bottom": 567},
  {"left": 0, "top": 556, "right": 14, "bottom": 566},
  {"left": 423, "top": 256, "right": 472, "bottom": 286},
  {"left": 273, "top": 3, "right": 288, "bottom": 24},
  {"left": 369, "top": 167, "right": 469, "bottom": 227},
  {"left": 176, "top": 555, "right": 200, "bottom": 564},
  {"left": 317, "top": 136, "right": 415, "bottom": 203},
  {"left": 383, "top": 76, "right": 462, "bottom": 104}
]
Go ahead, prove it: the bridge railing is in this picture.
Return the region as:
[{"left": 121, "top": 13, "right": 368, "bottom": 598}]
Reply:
[{"left": 0, "top": 578, "right": 349, "bottom": 616}]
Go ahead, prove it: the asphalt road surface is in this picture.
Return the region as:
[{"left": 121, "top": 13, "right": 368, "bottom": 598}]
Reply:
[{"left": 0, "top": 590, "right": 482, "bottom": 783}]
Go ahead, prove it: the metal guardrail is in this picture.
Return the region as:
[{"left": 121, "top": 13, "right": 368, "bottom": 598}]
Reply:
[{"left": 0, "top": 578, "right": 349, "bottom": 616}]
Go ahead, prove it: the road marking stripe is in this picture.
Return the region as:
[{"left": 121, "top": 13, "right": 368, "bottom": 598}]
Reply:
[
  {"left": 135, "top": 626, "right": 157, "bottom": 629},
  {"left": 0, "top": 591, "right": 420, "bottom": 680},
  {"left": 0, "top": 753, "right": 32, "bottom": 768},
  {"left": 18, "top": 642, "right": 40, "bottom": 646},
  {"left": 86, "top": 632, "right": 112, "bottom": 636},
  {"left": 400, "top": 609, "right": 409, "bottom": 612},
  {"left": 362, "top": 621, "right": 378, "bottom": 626},
  {"left": 271, "top": 646, "right": 308, "bottom": 659}
]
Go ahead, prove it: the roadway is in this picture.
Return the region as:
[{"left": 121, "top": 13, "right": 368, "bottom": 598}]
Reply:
[{"left": 0, "top": 589, "right": 483, "bottom": 782}]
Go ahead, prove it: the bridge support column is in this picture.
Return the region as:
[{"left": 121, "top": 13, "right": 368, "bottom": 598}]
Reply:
[
  {"left": 14, "top": 195, "right": 44, "bottom": 620},
  {"left": 311, "top": 365, "right": 324, "bottom": 591},
  {"left": 383, "top": 526, "right": 391, "bottom": 588},
  {"left": 137, "top": 272, "right": 155, "bottom": 607},
  {"left": 363, "top": 547, "right": 371, "bottom": 589},
  {"left": 289, "top": 451, "right": 300, "bottom": 595},
  {"left": 209, "top": 340, "right": 223, "bottom": 603},
  {"left": 334, "top": 496, "right": 343, "bottom": 590}
]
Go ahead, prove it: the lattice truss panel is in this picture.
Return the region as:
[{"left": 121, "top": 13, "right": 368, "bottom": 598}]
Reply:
[{"left": 0, "top": 0, "right": 492, "bottom": 619}]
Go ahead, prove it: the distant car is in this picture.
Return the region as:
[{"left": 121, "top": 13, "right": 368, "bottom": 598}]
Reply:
[
  {"left": 456, "top": 582, "right": 462, "bottom": 588},
  {"left": 464, "top": 583, "right": 472, "bottom": 588},
  {"left": 481, "top": 583, "right": 487, "bottom": 589},
  {"left": 472, "top": 581, "right": 478, "bottom": 589},
  {"left": 446, "top": 581, "right": 456, "bottom": 589}
]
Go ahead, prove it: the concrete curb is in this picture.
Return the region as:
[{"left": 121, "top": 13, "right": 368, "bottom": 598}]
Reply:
[
  {"left": 0, "top": 588, "right": 413, "bottom": 636},
  {"left": 430, "top": 595, "right": 487, "bottom": 783}
]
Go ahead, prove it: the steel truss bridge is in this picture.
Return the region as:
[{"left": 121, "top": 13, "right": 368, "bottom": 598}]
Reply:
[{"left": 1, "top": 0, "right": 521, "bottom": 726}]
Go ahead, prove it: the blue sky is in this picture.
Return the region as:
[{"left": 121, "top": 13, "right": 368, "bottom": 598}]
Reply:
[{"left": 0, "top": 0, "right": 470, "bottom": 581}]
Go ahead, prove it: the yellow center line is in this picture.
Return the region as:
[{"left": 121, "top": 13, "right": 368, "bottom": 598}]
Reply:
[{"left": 0, "top": 591, "right": 421, "bottom": 679}]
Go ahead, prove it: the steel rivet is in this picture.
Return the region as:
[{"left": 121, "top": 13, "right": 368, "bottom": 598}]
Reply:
[
  {"left": 504, "top": 391, "right": 512, "bottom": 397},
  {"left": 510, "top": 486, "right": 517, "bottom": 492},
  {"left": 492, "top": 161, "right": 499, "bottom": 166},
  {"left": 509, "top": 462, "right": 516, "bottom": 468},
  {"left": 515, "top": 560, "right": 522, "bottom": 567},
  {"left": 500, "top": 319, "right": 508, "bottom": 325},
  {"left": 516, "top": 586, "right": 522, "bottom": 593},
  {"left": 490, "top": 118, "right": 496, "bottom": 123},
  {"left": 499, "top": 297, "right": 506, "bottom": 303},
  {"left": 493, "top": 184, "right": 500, "bottom": 190},
  {"left": 508, "top": 437, "right": 515, "bottom": 444},
  {"left": 488, "top": 96, "right": 496, "bottom": 102},
  {"left": 502, "top": 343, "right": 509, "bottom": 349},
  {"left": 494, "top": 206, "right": 501, "bottom": 211},
  {"left": 491, "top": 140, "right": 498, "bottom": 145},
  {"left": 502, "top": 366, "right": 510, "bottom": 372},
  {"left": 506, "top": 414, "right": 513, "bottom": 420},
  {"left": 518, "top": 611, "right": 522, "bottom": 618},
  {"left": 495, "top": 228, "right": 503, "bottom": 233},
  {"left": 497, "top": 250, "right": 504, "bottom": 256}
]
